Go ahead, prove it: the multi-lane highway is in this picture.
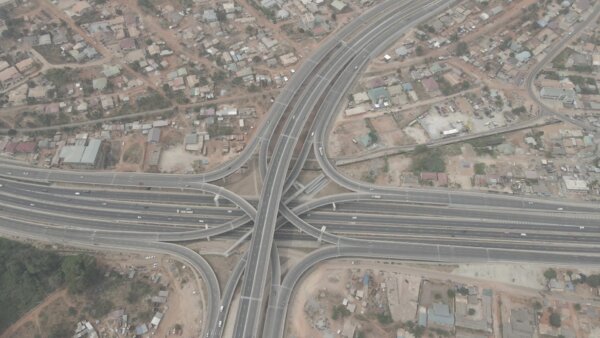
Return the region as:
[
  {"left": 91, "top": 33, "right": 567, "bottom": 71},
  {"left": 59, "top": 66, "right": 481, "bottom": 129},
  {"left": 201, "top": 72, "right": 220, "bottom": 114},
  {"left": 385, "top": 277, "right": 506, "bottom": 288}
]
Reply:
[{"left": 1, "top": 1, "right": 600, "bottom": 338}]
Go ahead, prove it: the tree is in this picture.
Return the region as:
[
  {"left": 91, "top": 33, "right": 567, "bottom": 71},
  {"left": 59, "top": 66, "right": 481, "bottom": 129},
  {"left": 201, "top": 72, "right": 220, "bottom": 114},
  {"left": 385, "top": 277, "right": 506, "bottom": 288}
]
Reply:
[
  {"left": 456, "top": 42, "right": 469, "bottom": 56},
  {"left": 61, "top": 254, "right": 100, "bottom": 294},
  {"left": 550, "top": 312, "right": 561, "bottom": 327},
  {"left": 468, "top": 308, "right": 476, "bottom": 315},
  {"left": 544, "top": 268, "right": 557, "bottom": 280},
  {"left": 474, "top": 163, "right": 486, "bottom": 175},
  {"left": 415, "top": 45, "right": 424, "bottom": 56},
  {"left": 586, "top": 274, "right": 600, "bottom": 288},
  {"left": 447, "top": 289, "right": 456, "bottom": 298}
]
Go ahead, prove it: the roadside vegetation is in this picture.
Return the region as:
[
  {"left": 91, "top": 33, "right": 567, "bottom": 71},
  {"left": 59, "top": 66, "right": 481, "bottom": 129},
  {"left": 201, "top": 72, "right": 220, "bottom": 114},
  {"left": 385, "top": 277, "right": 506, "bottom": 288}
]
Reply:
[{"left": 0, "top": 238, "right": 101, "bottom": 333}]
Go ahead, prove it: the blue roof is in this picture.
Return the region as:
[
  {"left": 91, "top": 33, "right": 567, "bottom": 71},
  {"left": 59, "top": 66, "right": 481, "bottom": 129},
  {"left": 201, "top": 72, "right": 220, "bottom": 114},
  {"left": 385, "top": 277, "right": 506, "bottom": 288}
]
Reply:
[
  {"left": 402, "top": 83, "right": 413, "bottom": 92},
  {"left": 363, "top": 274, "right": 370, "bottom": 286}
]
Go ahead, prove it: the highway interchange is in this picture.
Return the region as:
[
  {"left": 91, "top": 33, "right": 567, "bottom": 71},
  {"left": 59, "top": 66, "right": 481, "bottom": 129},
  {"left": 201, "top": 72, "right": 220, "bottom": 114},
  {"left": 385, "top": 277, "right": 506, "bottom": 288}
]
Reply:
[{"left": 1, "top": 1, "right": 600, "bottom": 337}]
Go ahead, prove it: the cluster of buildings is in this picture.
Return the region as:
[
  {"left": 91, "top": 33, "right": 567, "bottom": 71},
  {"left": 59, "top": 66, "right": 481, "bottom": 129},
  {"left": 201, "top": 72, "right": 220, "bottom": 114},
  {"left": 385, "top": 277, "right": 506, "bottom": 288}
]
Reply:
[
  {"left": 346, "top": 62, "right": 473, "bottom": 118},
  {"left": 0, "top": 55, "right": 38, "bottom": 91},
  {"left": 302, "top": 262, "right": 600, "bottom": 338}
]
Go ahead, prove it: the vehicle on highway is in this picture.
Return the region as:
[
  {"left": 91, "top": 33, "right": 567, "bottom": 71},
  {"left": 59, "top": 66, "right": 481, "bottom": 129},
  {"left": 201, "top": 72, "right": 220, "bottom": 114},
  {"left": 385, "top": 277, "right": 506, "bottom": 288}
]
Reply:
[{"left": 521, "top": 233, "right": 527, "bottom": 237}]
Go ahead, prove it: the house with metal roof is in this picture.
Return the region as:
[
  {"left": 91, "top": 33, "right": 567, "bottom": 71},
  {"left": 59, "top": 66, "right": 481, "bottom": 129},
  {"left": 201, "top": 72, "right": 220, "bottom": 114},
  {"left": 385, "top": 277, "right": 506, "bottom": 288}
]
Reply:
[
  {"left": 147, "top": 128, "right": 161, "bottom": 144},
  {"left": 428, "top": 302, "right": 455, "bottom": 329},
  {"left": 59, "top": 139, "right": 104, "bottom": 168}
]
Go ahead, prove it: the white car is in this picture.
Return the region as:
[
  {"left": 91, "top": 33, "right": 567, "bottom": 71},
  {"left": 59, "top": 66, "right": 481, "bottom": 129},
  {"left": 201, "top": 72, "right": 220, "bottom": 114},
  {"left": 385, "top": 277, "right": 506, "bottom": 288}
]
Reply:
[
  {"left": 520, "top": 233, "right": 527, "bottom": 237},
  {"left": 74, "top": 192, "right": 80, "bottom": 195}
]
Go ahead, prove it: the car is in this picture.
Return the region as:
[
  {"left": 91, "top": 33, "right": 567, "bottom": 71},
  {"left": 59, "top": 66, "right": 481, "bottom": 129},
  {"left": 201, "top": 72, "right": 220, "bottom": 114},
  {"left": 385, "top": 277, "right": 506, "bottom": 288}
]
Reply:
[
  {"left": 579, "top": 226, "right": 585, "bottom": 230},
  {"left": 198, "top": 219, "right": 204, "bottom": 223},
  {"left": 137, "top": 216, "right": 142, "bottom": 219},
  {"left": 74, "top": 192, "right": 80, "bottom": 195},
  {"left": 227, "top": 210, "right": 232, "bottom": 213},
  {"left": 0, "top": 184, "right": 3, "bottom": 188},
  {"left": 351, "top": 216, "right": 357, "bottom": 220},
  {"left": 218, "top": 321, "right": 222, "bottom": 328},
  {"left": 30, "top": 203, "right": 35, "bottom": 207},
  {"left": 557, "top": 207, "right": 563, "bottom": 211},
  {"left": 520, "top": 233, "right": 527, "bottom": 237},
  {"left": 220, "top": 305, "right": 224, "bottom": 312}
]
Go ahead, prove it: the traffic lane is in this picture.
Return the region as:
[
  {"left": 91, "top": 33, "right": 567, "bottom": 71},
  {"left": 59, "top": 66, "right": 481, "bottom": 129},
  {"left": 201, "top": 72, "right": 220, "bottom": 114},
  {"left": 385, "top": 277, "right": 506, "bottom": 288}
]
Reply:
[
  {"left": 302, "top": 212, "right": 600, "bottom": 232},
  {"left": 329, "top": 202, "right": 599, "bottom": 226},
  {"left": 321, "top": 223, "right": 600, "bottom": 244},
  {"left": 0, "top": 192, "right": 241, "bottom": 227},
  {"left": 0, "top": 177, "right": 241, "bottom": 206},
  {"left": 0, "top": 167, "right": 257, "bottom": 219}
]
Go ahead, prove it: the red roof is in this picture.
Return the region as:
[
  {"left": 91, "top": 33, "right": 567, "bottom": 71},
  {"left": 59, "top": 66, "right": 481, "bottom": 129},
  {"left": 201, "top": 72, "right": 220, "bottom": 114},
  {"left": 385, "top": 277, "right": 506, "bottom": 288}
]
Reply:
[
  {"left": 3, "top": 142, "right": 17, "bottom": 153},
  {"left": 420, "top": 172, "right": 438, "bottom": 181},
  {"left": 15, "top": 141, "right": 37, "bottom": 153}
]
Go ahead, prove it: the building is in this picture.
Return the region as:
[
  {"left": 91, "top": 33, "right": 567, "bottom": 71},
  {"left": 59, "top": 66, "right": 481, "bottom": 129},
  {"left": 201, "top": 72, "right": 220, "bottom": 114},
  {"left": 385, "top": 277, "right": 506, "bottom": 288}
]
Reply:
[
  {"left": 540, "top": 87, "right": 576, "bottom": 104},
  {"left": 147, "top": 128, "right": 161, "bottom": 144},
  {"left": 367, "top": 87, "right": 391, "bottom": 108},
  {"left": 150, "top": 312, "right": 163, "bottom": 328},
  {"left": 397, "top": 328, "right": 415, "bottom": 338},
  {"left": 92, "top": 77, "right": 107, "bottom": 91},
  {"left": 147, "top": 146, "right": 161, "bottom": 170},
  {"left": 59, "top": 139, "right": 104, "bottom": 168},
  {"left": 427, "top": 303, "right": 454, "bottom": 329},
  {"left": 184, "top": 133, "right": 202, "bottom": 151},
  {"left": 331, "top": 0, "right": 348, "bottom": 11},
  {"left": 562, "top": 176, "right": 588, "bottom": 192},
  {"left": 502, "top": 308, "right": 535, "bottom": 338}
]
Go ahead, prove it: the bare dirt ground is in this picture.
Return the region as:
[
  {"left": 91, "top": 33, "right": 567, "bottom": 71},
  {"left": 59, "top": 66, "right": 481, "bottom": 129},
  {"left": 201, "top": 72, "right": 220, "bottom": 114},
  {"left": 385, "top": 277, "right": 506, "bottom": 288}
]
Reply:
[
  {"left": 159, "top": 146, "right": 206, "bottom": 173},
  {"left": 286, "top": 258, "right": 600, "bottom": 338}
]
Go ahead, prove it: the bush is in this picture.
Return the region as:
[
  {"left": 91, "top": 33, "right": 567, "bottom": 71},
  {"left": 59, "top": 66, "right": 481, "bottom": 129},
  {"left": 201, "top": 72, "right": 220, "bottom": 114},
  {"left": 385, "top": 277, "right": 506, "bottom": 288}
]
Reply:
[
  {"left": 550, "top": 312, "right": 561, "bottom": 327},
  {"left": 456, "top": 42, "right": 469, "bottom": 56},
  {"left": 412, "top": 148, "right": 446, "bottom": 173},
  {"left": 474, "top": 162, "right": 486, "bottom": 175},
  {"left": 544, "top": 268, "right": 557, "bottom": 281},
  {"left": 377, "top": 312, "right": 393, "bottom": 325},
  {"left": 332, "top": 305, "right": 350, "bottom": 320}
]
